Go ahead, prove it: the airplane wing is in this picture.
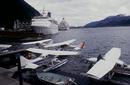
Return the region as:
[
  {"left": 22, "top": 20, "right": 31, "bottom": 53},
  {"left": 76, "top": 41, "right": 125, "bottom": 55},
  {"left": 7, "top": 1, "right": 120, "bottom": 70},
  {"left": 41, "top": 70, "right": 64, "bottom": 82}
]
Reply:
[
  {"left": 22, "top": 39, "right": 52, "bottom": 45},
  {"left": 26, "top": 48, "right": 79, "bottom": 56},
  {"left": 103, "top": 48, "right": 121, "bottom": 61},
  {"left": 86, "top": 47, "right": 121, "bottom": 79},
  {"left": 44, "top": 39, "right": 76, "bottom": 48},
  {"left": 0, "top": 44, "right": 12, "bottom": 48},
  {"left": 86, "top": 57, "right": 125, "bottom": 66}
]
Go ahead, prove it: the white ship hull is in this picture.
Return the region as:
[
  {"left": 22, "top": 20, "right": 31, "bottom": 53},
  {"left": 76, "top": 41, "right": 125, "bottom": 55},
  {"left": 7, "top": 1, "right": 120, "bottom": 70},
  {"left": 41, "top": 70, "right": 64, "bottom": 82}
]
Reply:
[
  {"left": 58, "top": 18, "right": 70, "bottom": 30},
  {"left": 32, "top": 26, "right": 58, "bottom": 35},
  {"left": 31, "top": 17, "right": 59, "bottom": 35}
]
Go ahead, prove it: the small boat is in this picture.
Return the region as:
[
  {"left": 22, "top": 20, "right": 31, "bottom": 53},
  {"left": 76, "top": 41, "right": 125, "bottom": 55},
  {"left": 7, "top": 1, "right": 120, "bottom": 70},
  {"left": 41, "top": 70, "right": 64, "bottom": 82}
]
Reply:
[
  {"left": 31, "top": 10, "right": 59, "bottom": 35},
  {"left": 37, "top": 72, "right": 76, "bottom": 85},
  {"left": 84, "top": 47, "right": 130, "bottom": 85},
  {"left": 58, "top": 18, "right": 70, "bottom": 30}
]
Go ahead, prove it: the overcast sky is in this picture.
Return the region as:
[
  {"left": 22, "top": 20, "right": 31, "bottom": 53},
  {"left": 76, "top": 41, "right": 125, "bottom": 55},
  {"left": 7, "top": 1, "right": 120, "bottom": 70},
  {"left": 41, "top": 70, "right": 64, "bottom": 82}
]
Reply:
[{"left": 25, "top": 0, "right": 130, "bottom": 26}]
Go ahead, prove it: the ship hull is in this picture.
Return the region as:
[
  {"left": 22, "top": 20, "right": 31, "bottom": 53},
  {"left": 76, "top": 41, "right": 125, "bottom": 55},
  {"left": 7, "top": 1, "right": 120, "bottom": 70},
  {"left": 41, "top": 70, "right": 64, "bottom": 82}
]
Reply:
[{"left": 31, "top": 26, "right": 58, "bottom": 35}]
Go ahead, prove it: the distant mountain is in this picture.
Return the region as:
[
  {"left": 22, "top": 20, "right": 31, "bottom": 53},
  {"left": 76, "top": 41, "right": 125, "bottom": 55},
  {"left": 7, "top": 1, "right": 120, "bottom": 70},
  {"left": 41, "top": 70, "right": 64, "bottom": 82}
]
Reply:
[{"left": 84, "top": 14, "right": 130, "bottom": 28}]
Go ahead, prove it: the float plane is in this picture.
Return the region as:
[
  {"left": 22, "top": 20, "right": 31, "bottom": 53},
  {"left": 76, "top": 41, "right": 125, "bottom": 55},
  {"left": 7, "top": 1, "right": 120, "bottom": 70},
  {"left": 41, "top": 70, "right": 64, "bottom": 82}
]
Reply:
[
  {"left": 82, "top": 47, "right": 130, "bottom": 84},
  {"left": 0, "top": 46, "right": 80, "bottom": 71},
  {"left": 44, "top": 39, "right": 85, "bottom": 50},
  {"left": 0, "top": 39, "right": 83, "bottom": 72}
]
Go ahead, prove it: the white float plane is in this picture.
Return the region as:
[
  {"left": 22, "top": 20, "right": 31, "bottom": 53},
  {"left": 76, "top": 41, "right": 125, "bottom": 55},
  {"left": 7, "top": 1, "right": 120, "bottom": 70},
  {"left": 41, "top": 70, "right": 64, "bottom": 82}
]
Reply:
[
  {"left": 83, "top": 47, "right": 130, "bottom": 81},
  {"left": 1, "top": 47, "right": 79, "bottom": 71},
  {"left": 20, "top": 47, "right": 79, "bottom": 71},
  {"left": 20, "top": 55, "right": 68, "bottom": 71},
  {"left": 86, "top": 47, "right": 121, "bottom": 79},
  {"left": 44, "top": 39, "right": 85, "bottom": 51}
]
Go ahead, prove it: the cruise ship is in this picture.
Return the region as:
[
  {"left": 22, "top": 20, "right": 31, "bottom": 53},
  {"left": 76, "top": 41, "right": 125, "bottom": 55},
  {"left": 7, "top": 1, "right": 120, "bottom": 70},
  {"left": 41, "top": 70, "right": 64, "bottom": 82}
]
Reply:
[
  {"left": 58, "top": 18, "right": 70, "bottom": 30},
  {"left": 31, "top": 10, "right": 59, "bottom": 35}
]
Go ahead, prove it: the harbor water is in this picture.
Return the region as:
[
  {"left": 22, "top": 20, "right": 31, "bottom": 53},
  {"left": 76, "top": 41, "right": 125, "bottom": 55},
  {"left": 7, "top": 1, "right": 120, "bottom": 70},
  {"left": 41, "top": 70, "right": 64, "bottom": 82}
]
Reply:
[
  {"left": 48, "top": 26, "right": 130, "bottom": 85},
  {"left": 52, "top": 26, "right": 130, "bottom": 64}
]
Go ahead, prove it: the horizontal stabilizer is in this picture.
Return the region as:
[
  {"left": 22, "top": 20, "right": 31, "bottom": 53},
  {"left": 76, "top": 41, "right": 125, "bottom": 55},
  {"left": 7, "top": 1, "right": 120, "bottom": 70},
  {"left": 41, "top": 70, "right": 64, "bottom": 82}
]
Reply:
[{"left": 20, "top": 56, "right": 39, "bottom": 69}]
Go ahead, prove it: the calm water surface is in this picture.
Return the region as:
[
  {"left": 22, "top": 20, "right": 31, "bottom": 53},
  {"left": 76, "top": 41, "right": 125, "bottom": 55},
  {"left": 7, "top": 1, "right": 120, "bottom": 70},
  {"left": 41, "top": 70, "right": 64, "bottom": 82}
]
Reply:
[
  {"left": 49, "top": 26, "right": 130, "bottom": 85},
  {"left": 52, "top": 26, "right": 130, "bottom": 64}
]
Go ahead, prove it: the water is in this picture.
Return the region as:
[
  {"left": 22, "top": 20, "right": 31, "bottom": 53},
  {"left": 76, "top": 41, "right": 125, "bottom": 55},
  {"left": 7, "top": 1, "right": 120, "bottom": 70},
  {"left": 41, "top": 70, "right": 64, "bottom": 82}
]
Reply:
[
  {"left": 52, "top": 26, "right": 130, "bottom": 64},
  {"left": 49, "top": 26, "right": 130, "bottom": 85}
]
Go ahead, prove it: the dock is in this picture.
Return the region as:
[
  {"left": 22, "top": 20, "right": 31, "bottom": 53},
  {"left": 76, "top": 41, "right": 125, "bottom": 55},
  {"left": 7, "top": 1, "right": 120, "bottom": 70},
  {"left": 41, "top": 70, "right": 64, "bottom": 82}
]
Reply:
[{"left": 0, "top": 67, "right": 30, "bottom": 85}]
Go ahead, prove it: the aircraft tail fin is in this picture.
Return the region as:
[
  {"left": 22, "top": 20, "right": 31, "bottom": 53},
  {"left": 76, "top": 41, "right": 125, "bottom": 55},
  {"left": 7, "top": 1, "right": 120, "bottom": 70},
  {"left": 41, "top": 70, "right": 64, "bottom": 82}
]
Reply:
[
  {"left": 74, "top": 41, "right": 85, "bottom": 50},
  {"left": 20, "top": 56, "right": 38, "bottom": 69},
  {"left": 20, "top": 56, "right": 30, "bottom": 67},
  {"left": 79, "top": 41, "right": 85, "bottom": 49}
]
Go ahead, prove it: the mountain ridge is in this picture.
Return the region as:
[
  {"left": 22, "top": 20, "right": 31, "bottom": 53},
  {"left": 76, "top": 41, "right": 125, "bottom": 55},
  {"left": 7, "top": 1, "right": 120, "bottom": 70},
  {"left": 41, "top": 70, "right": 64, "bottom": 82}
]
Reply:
[{"left": 84, "top": 14, "right": 130, "bottom": 28}]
